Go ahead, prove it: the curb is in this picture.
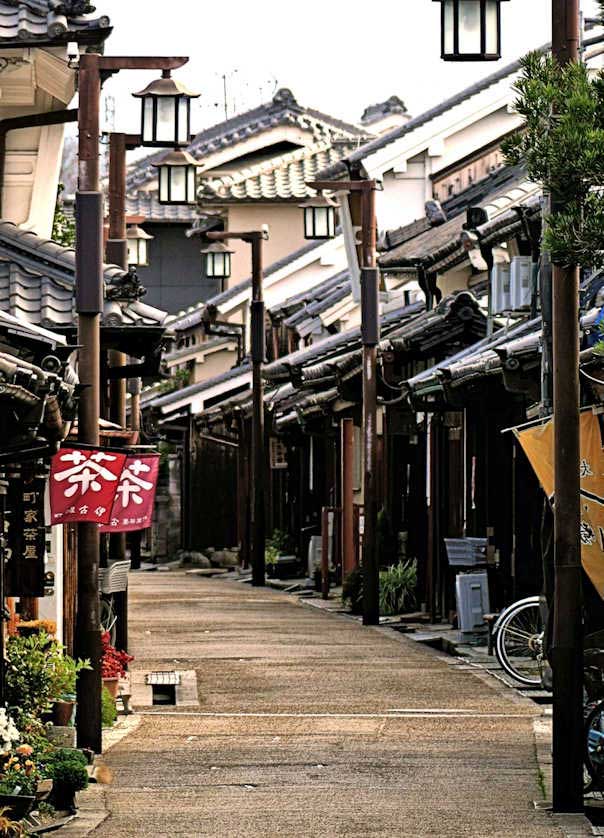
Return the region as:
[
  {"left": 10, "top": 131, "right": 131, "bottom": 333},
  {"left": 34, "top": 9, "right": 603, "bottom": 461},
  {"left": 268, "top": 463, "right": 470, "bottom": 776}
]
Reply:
[
  {"left": 299, "top": 593, "right": 595, "bottom": 836},
  {"left": 55, "top": 715, "right": 142, "bottom": 836}
]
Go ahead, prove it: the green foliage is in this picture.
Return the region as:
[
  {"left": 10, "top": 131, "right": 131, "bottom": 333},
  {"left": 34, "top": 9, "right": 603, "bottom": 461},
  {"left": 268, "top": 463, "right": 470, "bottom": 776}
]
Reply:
[
  {"left": 51, "top": 184, "right": 75, "bottom": 248},
  {"left": 5, "top": 632, "right": 58, "bottom": 723},
  {"left": 342, "top": 568, "right": 364, "bottom": 615},
  {"left": 49, "top": 656, "right": 91, "bottom": 702},
  {"left": 502, "top": 52, "right": 604, "bottom": 268},
  {"left": 265, "top": 529, "right": 291, "bottom": 566},
  {"left": 5, "top": 632, "right": 88, "bottom": 724},
  {"left": 378, "top": 560, "right": 418, "bottom": 617},
  {"left": 101, "top": 687, "right": 117, "bottom": 729},
  {"left": 157, "top": 368, "right": 191, "bottom": 395},
  {"left": 47, "top": 749, "right": 88, "bottom": 791},
  {"left": 343, "top": 561, "right": 418, "bottom": 617}
]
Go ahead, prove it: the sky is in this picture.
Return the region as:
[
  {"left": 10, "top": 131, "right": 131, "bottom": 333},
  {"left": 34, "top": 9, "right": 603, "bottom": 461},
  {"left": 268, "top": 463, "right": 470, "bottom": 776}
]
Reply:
[{"left": 95, "top": 0, "right": 602, "bottom": 136}]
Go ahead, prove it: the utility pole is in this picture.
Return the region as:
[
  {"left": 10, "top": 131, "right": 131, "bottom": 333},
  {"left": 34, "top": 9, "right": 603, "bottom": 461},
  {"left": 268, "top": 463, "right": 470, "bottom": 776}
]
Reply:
[
  {"left": 550, "top": 0, "right": 583, "bottom": 814},
  {"left": 207, "top": 229, "right": 268, "bottom": 586},
  {"left": 75, "top": 53, "right": 188, "bottom": 752},
  {"left": 308, "top": 178, "right": 380, "bottom": 625}
]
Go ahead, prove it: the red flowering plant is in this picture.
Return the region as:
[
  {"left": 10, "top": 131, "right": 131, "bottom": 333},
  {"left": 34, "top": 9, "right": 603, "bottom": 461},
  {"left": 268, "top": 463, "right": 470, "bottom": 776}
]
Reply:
[{"left": 100, "top": 632, "right": 133, "bottom": 679}]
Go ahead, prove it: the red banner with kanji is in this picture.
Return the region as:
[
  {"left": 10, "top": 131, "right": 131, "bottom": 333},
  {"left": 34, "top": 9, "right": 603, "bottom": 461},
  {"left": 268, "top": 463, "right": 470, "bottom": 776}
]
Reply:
[
  {"left": 50, "top": 447, "right": 128, "bottom": 525},
  {"left": 100, "top": 454, "right": 160, "bottom": 533}
]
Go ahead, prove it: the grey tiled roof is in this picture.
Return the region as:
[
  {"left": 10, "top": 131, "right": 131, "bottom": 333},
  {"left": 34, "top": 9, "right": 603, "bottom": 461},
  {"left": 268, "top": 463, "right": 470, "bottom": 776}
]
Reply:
[
  {"left": 0, "top": 221, "right": 167, "bottom": 329},
  {"left": 126, "top": 88, "right": 369, "bottom": 193},
  {"left": 126, "top": 191, "right": 200, "bottom": 224},
  {"left": 315, "top": 52, "right": 541, "bottom": 181},
  {"left": 379, "top": 171, "right": 539, "bottom": 269},
  {"left": 263, "top": 301, "right": 425, "bottom": 383},
  {"left": 270, "top": 270, "right": 350, "bottom": 323},
  {"left": 198, "top": 142, "right": 358, "bottom": 203},
  {"left": 149, "top": 362, "right": 251, "bottom": 411},
  {"left": 0, "top": 1, "right": 111, "bottom": 44}
]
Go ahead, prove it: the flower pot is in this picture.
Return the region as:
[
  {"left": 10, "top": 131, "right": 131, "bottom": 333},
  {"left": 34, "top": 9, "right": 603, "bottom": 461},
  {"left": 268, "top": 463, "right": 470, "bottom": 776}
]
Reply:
[
  {"left": 102, "top": 677, "right": 119, "bottom": 699},
  {"left": 0, "top": 792, "right": 36, "bottom": 819},
  {"left": 52, "top": 700, "right": 75, "bottom": 727},
  {"left": 48, "top": 781, "right": 78, "bottom": 814}
]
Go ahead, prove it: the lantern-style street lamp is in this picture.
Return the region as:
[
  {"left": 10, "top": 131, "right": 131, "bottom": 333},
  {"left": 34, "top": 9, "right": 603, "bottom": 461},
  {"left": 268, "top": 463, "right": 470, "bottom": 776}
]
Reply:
[
  {"left": 153, "top": 149, "right": 199, "bottom": 205},
  {"left": 126, "top": 225, "right": 153, "bottom": 267},
  {"left": 433, "top": 0, "right": 509, "bottom": 61},
  {"left": 133, "top": 71, "right": 200, "bottom": 147},
  {"left": 300, "top": 195, "right": 337, "bottom": 240},
  {"left": 201, "top": 240, "right": 233, "bottom": 281}
]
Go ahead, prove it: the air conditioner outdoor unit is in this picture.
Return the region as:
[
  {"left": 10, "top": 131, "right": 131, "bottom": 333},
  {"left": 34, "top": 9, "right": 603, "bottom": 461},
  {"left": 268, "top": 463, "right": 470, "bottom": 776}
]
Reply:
[
  {"left": 510, "top": 255, "right": 532, "bottom": 310},
  {"left": 491, "top": 262, "right": 511, "bottom": 314},
  {"left": 456, "top": 571, "right": 490, "bottom": 634}
]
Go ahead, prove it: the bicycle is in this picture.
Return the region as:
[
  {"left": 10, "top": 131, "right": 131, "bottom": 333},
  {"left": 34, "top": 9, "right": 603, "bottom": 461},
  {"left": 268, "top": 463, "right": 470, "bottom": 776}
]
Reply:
[{"left": 493, "top": 595, "right": 544, "bottom": 687}]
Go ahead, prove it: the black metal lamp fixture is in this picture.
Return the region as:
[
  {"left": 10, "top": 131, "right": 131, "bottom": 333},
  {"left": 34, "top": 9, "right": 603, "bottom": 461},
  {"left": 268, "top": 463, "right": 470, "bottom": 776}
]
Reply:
[
  {"left": 201, "top": 240, "right": 234, "bottom": 280},
  {"left": 433, "top": 0, "right": 509, "bottom": 61},
  {"left": 153, "top": 149, "right": 199, "bottom": 205},
  {"left": 126, "top": 225, "right": 153, "bottom": 267},
  {"left": 299, "top": 195, "right": 337, "bottom": 240},
  {"left": 133, "top": 71, "right": 200, "bottom": 148}
]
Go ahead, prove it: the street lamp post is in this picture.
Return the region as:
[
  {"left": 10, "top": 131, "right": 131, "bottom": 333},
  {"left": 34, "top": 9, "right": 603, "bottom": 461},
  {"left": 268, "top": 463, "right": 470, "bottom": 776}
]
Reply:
[
  {"left": 434, "top": 0, "right": 583, "bottom": 812},
  {"left": 75, "top": 53, "right": 189, "bottom": 753},
  {"left": 207, "top": 228, "right": 269, "bottom": 587},
  {"left": 308, "top": 179, "right": 380, "bottom": 626}
]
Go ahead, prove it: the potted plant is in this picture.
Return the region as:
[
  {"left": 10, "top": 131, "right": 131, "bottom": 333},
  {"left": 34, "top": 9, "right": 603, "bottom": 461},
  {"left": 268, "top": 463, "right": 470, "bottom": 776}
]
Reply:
[
  {"left": 49, "top": 656, "right": 91, "bottom": 727},
  {"left": 0, "top": 739, "right": 40, "bottom": 821},
  {"left": 47, "top": 749, "right": 88, "bottom": 814},
  {"left": 5, "top": 632, "right": 59, "bottom": 725},
  {"left": 101, "top": 632, "right": 133, "bottom": 699}
]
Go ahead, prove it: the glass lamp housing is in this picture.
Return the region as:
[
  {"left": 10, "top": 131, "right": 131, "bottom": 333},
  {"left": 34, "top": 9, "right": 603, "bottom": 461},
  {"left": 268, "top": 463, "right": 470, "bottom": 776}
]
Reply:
[
  {"left": 126, "top": 225, "right": 153, "bottom": 266},
  {"left": 300, "top": 197, "right": 337, "bottom": 240},
  {"left": 434, "top": 0, "right": 509, "bottom": 61},
  {"left": 153, "top": 149, "right": 199, "bottom": 205},
  {"left": 133, "top": 72, "right": 200, "bottom": 148},
  {"left": 201, "top": 241, "right": 234, "bottom": 279}
]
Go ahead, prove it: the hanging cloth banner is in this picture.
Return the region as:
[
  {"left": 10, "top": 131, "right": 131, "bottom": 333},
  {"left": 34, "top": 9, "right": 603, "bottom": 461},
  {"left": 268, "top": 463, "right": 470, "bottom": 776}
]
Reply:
[
  {"left": 49, "top": 447, "right": 128, "bottom": 525},
  {"left": 99, "top": 454, "right": 160, "bottom": 533},
  {"left": 515, "top": 412, "right": 604, "bottom": 598}
]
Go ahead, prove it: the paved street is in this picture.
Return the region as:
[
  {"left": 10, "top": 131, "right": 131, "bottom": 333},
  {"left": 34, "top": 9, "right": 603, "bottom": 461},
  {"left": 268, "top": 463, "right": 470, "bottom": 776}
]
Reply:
[{"left": 95, "top": 572, "right": 562, "bottom": 837}]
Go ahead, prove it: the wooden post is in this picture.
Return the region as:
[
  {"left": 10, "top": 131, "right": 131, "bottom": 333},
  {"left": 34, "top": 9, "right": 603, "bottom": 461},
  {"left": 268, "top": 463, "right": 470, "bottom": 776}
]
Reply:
[
  {"left": 341, "top": 419, "right": 355, "bottom": 575},
  {"left": 321, "top": 507, "right": 330, "bottom": 600},
  {"left": 550, "top": 0, "right": 583, "bottom": 813}
]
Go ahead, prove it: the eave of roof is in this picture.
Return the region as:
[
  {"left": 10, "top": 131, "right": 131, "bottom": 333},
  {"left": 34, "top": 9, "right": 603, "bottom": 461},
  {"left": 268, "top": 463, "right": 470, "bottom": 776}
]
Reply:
[
  {"left": 167, "top": 235, "right": 330, "bottom": 332},
  {"left": 0, "top": 222, "right": 167, "bottom": 330},
  {"left": 0, "top": 1, "right": 112, "bottom": 46}
]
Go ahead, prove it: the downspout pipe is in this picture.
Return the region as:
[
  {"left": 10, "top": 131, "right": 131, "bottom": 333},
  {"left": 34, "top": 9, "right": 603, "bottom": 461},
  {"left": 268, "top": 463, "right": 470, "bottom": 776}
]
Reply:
[{"left": 0, "top": 109, "right": 78, "bottom": 218}]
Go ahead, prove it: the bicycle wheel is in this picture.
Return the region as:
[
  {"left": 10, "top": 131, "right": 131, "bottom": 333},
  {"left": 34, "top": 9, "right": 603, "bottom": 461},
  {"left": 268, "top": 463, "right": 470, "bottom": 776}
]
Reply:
[
  {"left": 495, "top": 600, "right": 544, "bottom": 686},
  {"left": 99, "top": 596, "right": 117, "bottom": 646},
  {"left": 585, "top": 701, "right": 604, "bottom": 795}
]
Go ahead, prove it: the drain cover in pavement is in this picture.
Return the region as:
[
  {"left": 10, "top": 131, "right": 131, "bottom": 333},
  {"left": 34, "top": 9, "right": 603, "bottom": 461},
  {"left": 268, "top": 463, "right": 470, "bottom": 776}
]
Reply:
[{"left": 146, "top": 671, "right": 181, "bottom": 686}]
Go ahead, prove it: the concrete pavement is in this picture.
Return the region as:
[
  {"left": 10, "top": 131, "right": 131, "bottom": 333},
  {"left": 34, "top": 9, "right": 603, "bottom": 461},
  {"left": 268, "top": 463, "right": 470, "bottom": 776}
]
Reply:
[{"left": 92, "top": 572, "right": 564, "bottom": 837}]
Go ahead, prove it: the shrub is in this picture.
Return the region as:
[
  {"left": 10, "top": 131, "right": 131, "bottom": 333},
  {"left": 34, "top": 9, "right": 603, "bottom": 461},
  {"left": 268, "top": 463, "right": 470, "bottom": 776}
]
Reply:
[
  {"left": 49, "top": 656, "right": 91, "bottom": 702},
  {"left": 48, "top": 749, "right": 88, "bottom": 792},
  {"left": 379, "top": 560, "right": 418, "bottom": 617},
  {"left": 343, "top": 561, "right": 418, "bottom": 617},
  {"left": 265, "top": 529, "right": 291, "bottom": 566},
  {"left": 101, "top": 688, "right": 117, "bottom": 729}
]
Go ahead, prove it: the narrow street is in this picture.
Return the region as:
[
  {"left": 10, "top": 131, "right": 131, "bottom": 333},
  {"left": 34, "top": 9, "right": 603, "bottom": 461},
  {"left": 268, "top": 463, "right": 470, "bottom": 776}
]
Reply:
[{"left": 95, "top": 572, "right": 561, "bottom": 838}]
